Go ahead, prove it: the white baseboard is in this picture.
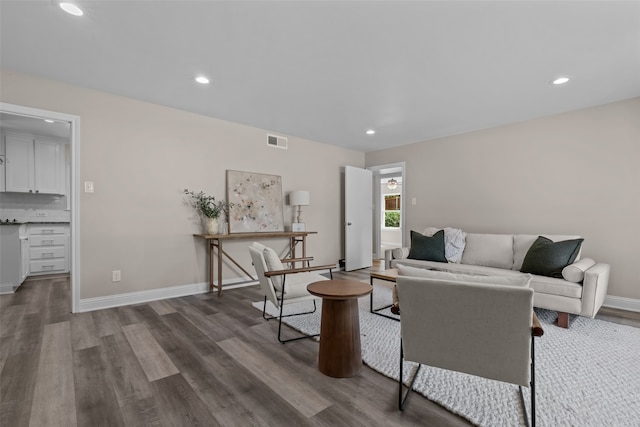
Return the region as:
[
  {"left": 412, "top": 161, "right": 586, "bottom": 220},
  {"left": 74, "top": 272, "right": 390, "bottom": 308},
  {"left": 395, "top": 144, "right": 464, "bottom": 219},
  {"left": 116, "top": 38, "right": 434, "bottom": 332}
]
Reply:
[
  {"left": 0, "top": 283, "right": 17, "bottom": 294},
  {"left": 603, "top": 295, "right": 640, "bottom": 313},
  {"left": 78, "top": 277, "right": 258, "bottom": 313}
]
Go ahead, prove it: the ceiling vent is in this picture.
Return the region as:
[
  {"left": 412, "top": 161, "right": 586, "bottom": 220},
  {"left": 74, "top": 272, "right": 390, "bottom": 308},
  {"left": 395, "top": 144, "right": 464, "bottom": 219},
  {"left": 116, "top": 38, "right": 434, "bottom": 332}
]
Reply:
[{"left": 267, "top": 134, "right": 288, "bottom": 149}]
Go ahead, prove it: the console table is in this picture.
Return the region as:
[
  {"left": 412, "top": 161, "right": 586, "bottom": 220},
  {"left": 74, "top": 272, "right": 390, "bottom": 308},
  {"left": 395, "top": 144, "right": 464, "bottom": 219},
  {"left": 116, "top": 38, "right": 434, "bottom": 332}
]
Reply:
[{"left": 193, "top": 231, "right": 317, "bottom": 297}]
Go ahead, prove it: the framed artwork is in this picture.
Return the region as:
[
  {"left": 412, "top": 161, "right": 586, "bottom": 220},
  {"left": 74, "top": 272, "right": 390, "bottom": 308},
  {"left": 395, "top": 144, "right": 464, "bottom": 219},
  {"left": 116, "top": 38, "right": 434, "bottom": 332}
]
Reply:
[{"left": 226, "top": 170, "right": 285, "bottom": 233}]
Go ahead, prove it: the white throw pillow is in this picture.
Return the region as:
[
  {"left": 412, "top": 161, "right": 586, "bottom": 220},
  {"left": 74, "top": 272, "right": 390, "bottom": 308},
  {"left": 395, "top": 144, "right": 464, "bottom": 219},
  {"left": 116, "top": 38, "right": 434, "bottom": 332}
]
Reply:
[
  {"left": 562, "top": 258, "right": 596, "bottom": 283},
  {"left": 263, "top": 246, "right": 285, "bottom": 292},
  {"left": 397, "top": 264, "right": 531, "bottom": 288}
]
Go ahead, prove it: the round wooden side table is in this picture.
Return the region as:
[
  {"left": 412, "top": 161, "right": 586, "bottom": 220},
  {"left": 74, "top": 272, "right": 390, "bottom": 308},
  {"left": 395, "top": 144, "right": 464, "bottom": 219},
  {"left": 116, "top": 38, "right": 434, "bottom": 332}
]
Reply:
[{"left": 307, "top": 279, "right": 372, "bottom": 378}]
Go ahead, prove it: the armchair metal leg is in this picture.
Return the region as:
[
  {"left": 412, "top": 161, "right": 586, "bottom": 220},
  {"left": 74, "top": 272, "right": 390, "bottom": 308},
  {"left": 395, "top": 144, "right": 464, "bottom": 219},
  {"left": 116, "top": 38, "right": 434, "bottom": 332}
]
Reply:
[
  {"left": 398, "top": 338, "right": 422, "bottom": 411},
  {"left": 518, "top": 334, "right": 537, "bottom": 427},
  {"left": 262, "top": 274, "right": 321, "bottom": 344}
]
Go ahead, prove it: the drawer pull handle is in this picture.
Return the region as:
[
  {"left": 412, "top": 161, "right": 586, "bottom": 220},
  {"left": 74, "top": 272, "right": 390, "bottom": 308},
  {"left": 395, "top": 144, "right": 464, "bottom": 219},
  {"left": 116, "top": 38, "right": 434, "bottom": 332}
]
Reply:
[
  {"left": 42, "top": 240, "right": 54, "bottom": 244},
  {"left": 43, "top": 253, "right": 54, "bottom": 257},
  {"left": 42, "top": 230, "right": 55, "bottom": 234},
  {"left": 42, "top": 265, "right": 55, "bottom": 270}
]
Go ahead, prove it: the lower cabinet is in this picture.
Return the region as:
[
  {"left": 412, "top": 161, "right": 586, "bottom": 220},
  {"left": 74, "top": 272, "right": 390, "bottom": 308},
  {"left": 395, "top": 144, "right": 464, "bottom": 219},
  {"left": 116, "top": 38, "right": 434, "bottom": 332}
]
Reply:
[
  {"left": 20, "top": 226, "right": 29, "bottom": 284},
  {"left": 28, "top": 224, "right": 69, "bottom": 275}
]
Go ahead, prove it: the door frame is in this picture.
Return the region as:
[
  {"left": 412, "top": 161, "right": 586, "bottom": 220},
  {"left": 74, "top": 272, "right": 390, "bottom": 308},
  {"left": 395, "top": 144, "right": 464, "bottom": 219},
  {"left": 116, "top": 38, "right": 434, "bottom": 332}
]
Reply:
[
  {"left": 367, "top": 161, "right": 406, "bottom": 259},
  {"left": 1, "top": 102, "right": 81, "bottom": 313}
]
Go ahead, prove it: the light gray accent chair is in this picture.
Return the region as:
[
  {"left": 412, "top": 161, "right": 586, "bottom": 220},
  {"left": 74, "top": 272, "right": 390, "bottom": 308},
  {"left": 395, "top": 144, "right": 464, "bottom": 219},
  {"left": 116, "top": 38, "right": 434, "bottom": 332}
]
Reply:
[
  {"left": 386, "top": 229, "right": 610, "bottom": 328},
  {"left": 248, "top": 242, "right": 335, "bottom": 343},
  {"left": 397, "top": 275, "right": 544, "bottom": 426}
]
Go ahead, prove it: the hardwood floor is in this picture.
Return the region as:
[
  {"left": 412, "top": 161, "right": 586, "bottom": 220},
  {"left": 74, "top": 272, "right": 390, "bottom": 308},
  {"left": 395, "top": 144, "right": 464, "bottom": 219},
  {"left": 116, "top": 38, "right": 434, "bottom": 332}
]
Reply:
[{"left": 1, "top": 267, "right": 638, "bottom": 426}]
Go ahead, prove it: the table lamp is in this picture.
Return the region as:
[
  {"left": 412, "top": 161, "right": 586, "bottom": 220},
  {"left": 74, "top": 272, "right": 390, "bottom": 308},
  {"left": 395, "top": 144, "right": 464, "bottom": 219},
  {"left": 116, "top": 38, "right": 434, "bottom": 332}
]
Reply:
[{"left": 290, "top": 190, "right": 310, "bottom": 231}]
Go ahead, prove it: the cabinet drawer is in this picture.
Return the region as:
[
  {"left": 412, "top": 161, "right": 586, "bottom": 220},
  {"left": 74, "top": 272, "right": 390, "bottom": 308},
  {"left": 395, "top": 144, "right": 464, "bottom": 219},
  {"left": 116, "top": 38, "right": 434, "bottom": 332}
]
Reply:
[
  {"left": 30, "top": 235, "right": 66, "bottom": 247},
  {"left": 30, "top": 259, "right": 66, "bottom": 273},
  {"left": 29, "top": 225, "right": 66, "bottom": 235},
  {"left": 30, "top": 247, "right": 66, "bottom": 260}
]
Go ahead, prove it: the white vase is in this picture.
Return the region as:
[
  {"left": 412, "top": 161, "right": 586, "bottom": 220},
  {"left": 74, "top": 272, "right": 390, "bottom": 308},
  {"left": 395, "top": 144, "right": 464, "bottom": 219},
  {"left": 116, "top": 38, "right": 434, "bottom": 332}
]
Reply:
[{"left": 203, "top": 217, "right": 219, "bottom": 234}]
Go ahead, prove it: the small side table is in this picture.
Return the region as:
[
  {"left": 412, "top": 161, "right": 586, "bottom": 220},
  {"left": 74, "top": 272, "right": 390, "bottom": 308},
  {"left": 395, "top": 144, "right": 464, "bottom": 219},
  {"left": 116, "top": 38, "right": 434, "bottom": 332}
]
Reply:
[
  {"left": 370, "top": 268, "right": 400, "bottom": 321},
  {"left": 307, "top": 279, "right": 372, "bottom": 378}
]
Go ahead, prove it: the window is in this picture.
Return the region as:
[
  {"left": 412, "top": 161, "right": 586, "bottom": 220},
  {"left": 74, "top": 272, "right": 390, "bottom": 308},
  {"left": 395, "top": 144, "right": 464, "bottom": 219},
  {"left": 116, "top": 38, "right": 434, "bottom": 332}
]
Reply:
[{"left": 384, "top": 194, "right": 401, "bottom": 227}]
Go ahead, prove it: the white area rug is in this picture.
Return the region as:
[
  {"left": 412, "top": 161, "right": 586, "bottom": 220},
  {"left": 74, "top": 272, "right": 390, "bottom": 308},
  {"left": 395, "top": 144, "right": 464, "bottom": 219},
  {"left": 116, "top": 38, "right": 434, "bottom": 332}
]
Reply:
[{"left": 252, "top": 285, "right": 640, "bottom": 427}]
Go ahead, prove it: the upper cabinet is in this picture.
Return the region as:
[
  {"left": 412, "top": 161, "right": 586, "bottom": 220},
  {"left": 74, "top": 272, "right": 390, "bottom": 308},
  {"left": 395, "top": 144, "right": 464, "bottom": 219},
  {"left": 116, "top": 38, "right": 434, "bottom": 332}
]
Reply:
[{"left": 3, "top": 133, "right": 64, "bottom": 195}]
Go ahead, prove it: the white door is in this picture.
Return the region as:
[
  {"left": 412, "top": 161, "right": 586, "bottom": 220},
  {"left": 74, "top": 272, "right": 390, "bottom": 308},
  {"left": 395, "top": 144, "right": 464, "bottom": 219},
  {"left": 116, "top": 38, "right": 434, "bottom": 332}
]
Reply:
[{"left": 345, "top": 166, "right": 373, "bottom": 271}]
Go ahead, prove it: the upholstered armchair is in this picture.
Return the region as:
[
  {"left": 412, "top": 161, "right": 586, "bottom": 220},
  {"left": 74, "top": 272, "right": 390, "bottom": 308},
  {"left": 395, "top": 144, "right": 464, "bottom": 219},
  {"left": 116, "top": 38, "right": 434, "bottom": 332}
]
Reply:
[
  {"left": 396, "top": 275, "right": 544, "bottom": 426},
  {"left": 248, "top": 242, "right": 335, "bottom": 343}
]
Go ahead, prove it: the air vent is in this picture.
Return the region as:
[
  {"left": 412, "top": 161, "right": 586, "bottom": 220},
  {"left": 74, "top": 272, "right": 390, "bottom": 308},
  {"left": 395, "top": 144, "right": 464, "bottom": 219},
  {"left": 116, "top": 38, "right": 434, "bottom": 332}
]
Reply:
[{"left": 267, "top": 134, "right": 288, "bottom": 149}]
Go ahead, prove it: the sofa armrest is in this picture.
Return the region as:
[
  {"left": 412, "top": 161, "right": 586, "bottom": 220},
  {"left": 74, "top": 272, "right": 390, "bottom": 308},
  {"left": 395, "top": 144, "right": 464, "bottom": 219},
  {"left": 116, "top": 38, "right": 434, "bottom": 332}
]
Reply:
[
  {"left": 384, "top": 247, "right": 410, "bottom": 269},
  {"left": 580, "top": 263, "right": 610, "bottom": 318}
]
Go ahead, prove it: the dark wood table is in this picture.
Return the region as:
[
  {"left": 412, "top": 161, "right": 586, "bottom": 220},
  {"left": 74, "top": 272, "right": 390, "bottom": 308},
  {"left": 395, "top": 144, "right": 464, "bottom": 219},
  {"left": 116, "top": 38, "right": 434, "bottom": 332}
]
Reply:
[{"left": 307, "top": 279, "right": 372, "bottom": 378}]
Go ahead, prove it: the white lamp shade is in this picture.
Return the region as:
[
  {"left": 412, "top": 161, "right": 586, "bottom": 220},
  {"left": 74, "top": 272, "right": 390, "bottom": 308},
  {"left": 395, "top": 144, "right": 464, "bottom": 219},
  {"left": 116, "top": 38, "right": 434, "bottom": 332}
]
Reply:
[{"left": 290, "top": 190, "right": 310, "bottom": 206}]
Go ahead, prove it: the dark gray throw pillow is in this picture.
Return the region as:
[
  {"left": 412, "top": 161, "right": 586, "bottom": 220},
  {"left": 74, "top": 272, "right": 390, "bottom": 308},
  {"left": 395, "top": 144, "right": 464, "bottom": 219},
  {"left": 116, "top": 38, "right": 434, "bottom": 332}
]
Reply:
[
  {"left": 407, "top": 230, "right": 447, "bottom": 263},
  {"left": 520, "top": 236, "right": 584, "bottom": 278}
]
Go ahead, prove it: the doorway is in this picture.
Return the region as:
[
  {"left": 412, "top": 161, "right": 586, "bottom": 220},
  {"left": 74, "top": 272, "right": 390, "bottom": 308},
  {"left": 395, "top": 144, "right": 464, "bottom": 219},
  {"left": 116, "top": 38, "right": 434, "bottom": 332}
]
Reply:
[
  {"left": 367, "top": 162, "right": 405, "bottom": 260},
  {"left": 0, "top": 102, "right": 80, "bottom": 312}
]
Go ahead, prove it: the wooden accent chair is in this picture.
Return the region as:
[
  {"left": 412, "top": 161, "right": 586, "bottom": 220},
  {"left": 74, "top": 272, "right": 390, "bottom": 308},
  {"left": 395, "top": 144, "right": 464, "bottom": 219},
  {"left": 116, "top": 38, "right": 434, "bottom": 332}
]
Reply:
[
  {"left": 248, "top": 242, "right": 335, "bottom": 344},
  {"left": 396, "top": 276, "right": 544, "bottom": 427}
]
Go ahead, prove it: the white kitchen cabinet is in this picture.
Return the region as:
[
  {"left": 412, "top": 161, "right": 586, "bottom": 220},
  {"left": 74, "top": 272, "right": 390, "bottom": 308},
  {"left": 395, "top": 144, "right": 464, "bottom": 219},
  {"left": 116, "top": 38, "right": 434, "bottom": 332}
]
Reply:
[
  {"left": 0, "top": 225, "right": 22, "bottom": 293},
  {"left": 4, "top": 134, "right": 34, "bottom": 193},
  {"left": 28, "top": 224, "right": 69, "bottom": 275},
  {"left": 3, "top": 133, "right": 63, "bottom": 194},
  {"left": 20, "top": 225, "right": 29, "bottom": 284},
  {"left": 0, "top": 136, "right": 5, "bottom": 191}
]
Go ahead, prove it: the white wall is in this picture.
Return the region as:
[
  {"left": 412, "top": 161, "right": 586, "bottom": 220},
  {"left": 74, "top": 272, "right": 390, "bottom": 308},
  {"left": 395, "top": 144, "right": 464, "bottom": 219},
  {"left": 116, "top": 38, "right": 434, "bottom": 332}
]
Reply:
[
  {"left": 366, "top": 97, "right": 640, "bottom": 301},
  {"left": 1, "top": 70, "right": 364, "bottom": 299}
]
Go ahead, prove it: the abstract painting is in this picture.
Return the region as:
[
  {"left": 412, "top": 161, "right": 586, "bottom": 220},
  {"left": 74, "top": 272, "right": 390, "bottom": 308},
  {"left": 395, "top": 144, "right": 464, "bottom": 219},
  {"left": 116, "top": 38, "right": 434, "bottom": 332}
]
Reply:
[{"left": 226, "top": 170, "right": 285, "bottom": 233}]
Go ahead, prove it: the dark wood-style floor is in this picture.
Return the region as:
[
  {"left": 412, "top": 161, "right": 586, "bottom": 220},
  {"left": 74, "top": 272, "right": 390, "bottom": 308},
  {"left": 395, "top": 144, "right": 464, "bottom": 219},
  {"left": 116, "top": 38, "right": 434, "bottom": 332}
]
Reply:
[{"left": 1, "top": 266, "right": 638, "bottom": 427}]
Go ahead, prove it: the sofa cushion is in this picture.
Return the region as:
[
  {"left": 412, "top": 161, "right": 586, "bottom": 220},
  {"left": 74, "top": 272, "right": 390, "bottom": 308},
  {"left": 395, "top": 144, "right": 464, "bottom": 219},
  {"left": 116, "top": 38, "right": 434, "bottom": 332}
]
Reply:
[
  {"left": 513, "top": 234, "right": 582, "bottom": 271},
  {"left": 520, "top": 236, "right": 584, "bottom": 278},
  {"left": 530, "top": 274, "right": 583, "bottom": 299},
  {"left": 408, "top": 230, "right": 447, "bottom": 263},
  {"left": 461, "top": 233, "right": 514, "bottom": 270},
  {"left": 562, "top": 258, "right": 596, "bottom": 283},
  {"left": 397, "top": 264, "right": 531, "bottom": 288}
]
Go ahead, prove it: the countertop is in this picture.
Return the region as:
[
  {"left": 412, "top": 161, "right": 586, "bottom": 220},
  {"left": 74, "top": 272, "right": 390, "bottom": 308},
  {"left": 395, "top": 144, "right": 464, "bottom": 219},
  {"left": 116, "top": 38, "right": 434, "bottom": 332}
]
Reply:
[{"left": 0, "top": 221, "right": 70, "bottom": 226}]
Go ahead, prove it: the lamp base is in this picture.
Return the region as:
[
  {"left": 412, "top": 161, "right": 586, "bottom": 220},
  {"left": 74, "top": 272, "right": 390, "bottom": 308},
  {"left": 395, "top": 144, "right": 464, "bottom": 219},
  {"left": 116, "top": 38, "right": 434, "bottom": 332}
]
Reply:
[{"left": 292, "top": 223, "right": 306, "bottom": 232}]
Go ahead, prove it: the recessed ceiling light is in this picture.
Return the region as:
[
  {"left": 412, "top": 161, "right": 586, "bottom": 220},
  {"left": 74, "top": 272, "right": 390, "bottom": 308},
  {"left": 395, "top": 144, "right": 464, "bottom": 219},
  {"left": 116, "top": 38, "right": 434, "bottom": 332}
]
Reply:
[
  {"left": 366, "top": 129, "right": 376, "bottom": 135},
  {"left": 59, "top": 2, "right": 83, "bottom": 16},
  {"left": 552, "top": 77, "right": 570, "bottom": 85},
  {"left": 44, "top": 119, "right": 55, "bottom": 123},
  {"left": 195, "top": 76, "right": 210, "bottom": 84}
]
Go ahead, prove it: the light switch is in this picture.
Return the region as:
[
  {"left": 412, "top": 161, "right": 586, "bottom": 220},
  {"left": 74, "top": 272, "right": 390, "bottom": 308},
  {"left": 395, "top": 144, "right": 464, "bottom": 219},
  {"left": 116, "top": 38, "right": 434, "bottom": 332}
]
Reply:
[
  {"left": 84, "top": 181, "right": 94, "bottom": 193},
  {"left": 412, "top": 197, "right": 417, "bottom": 205}
]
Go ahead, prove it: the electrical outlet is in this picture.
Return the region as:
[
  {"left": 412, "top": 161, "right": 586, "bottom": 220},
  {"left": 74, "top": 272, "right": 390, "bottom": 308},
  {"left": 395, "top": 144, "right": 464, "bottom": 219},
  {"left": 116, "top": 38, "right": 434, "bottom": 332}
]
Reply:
[
  {"left": 112, "top": 270, "right": 121, "bottom": 282},
  {"left": 84, "top": 181, "right": 95, "bottom": 193}
]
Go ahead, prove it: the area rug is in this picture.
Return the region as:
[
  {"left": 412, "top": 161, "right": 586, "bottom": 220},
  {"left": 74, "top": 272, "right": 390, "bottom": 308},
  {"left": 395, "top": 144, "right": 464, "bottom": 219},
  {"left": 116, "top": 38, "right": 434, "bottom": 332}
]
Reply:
[{"left": 252, "top": 285, "right": 640, "bottom": 427}]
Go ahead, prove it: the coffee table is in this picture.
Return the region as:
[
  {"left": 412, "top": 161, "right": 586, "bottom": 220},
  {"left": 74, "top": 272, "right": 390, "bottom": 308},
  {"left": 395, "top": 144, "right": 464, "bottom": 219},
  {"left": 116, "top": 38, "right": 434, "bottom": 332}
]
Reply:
[
  {"left": 369, "top": 268, "right": 400, "bottom": 321},
  {"left": 307, "top": 279, "right": 372, "bottom": 378}
]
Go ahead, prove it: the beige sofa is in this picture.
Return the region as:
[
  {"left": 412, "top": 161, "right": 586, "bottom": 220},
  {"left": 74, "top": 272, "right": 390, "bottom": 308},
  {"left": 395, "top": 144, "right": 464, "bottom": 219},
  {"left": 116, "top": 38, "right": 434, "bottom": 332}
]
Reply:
[{"left": 385, "top": 228, "right": 610, "bottom": 328}]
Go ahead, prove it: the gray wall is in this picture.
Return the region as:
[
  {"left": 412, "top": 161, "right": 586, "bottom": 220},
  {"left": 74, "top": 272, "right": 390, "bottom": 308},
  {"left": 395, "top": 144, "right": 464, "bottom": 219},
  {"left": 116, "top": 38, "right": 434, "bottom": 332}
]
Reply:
[
  {"left": 366, "top": 97, "right": 640, "bottom": 300},
  {"left": 1, "top": 70, "right": 364, "bottom": 299}
]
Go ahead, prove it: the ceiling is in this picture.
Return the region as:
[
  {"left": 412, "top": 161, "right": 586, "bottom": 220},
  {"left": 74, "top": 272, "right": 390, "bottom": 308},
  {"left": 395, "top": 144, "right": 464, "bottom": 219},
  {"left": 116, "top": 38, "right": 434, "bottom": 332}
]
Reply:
[{"left": 1, "top": 1, "right": 639, "bottom": 152}]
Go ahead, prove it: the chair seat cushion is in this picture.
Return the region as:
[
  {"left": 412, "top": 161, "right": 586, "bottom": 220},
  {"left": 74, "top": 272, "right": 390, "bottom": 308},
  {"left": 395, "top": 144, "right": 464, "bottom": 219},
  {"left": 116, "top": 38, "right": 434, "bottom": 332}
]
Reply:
[{"left": 276, "top": 272, "right": 329, "bottom": 299}]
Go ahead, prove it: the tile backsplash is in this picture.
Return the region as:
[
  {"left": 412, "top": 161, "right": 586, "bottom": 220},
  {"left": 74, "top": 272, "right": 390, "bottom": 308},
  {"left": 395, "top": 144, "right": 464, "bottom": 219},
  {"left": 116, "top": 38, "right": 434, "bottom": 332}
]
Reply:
[{"left": 0, "top": 192, "right": 69, "bottom": 222}]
